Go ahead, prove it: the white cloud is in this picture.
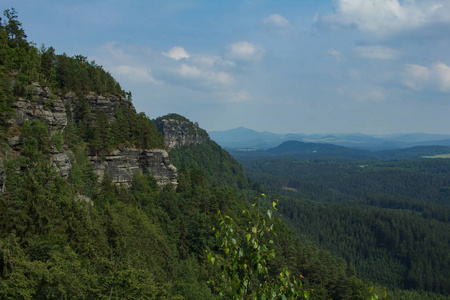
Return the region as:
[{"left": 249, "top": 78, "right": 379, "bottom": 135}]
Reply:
[
  {"left": 402, "top": 62, "right": 450, "bottom": 92},
  {"left": 176, "top": 63, "right": 233, "bottom": 86},
  {"left": 328, "top": 48, "right": 345, "bottom": 61},
  {"left": 226, "top": 41, "right": 265, "bottom": 62},
  {"left": 162, "top": 46, "right": 190, "bottom": 61},
  {"left": 191, "top": 55, "right": 236, "bottom": 69},
  {"left": 402, "top": 64, "right": 430, "bottom": 90},
  {"left": 353, "top": 45, "right": 399, "bottom": 59},
  {"left": 178, "top": 64, "right": 202, "bottom": 78},
  {"left": 263, "top": 14, "right": 291, "bottom": 28},
  {"left": 321, "top": 0, "right": 450, "bottom": 36},
  {"left": 228, "top": 90, "right": 252, "bottom": 103},
  {"left": 433, "top": 62, "right": 450, "bottom": 92},
  {"left": 96, "top": 41, "right": 133, "bottom": 62},
  {"left": 91, "top": 42, "right": 161, "bottom": 85},
  {"left": 116, "top": 65, "right": 161, "bottom": 84}
]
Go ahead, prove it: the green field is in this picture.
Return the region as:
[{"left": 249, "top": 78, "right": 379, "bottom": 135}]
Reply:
[{"left": 423, "top": 153, "right": 450, "bottom": 158}]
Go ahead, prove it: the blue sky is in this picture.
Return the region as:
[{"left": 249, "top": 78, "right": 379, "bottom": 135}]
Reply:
[{"left": 4, "top": 0, "right": 450, "bottom": 134}]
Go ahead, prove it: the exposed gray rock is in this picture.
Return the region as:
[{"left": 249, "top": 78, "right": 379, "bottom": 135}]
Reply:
[
  {"left": 51, "top": 149, "right": 73, "bottom": 180},
  {"left": 139, "top": 149, "right": 178, "bottom": 186},
  {"left": 65, "top": 91, "right": 133, "bottom": 122},
  {"left": 6, "top": 136, "right": 22, "bottom": 148},
  {"left": 155, "top": 114, "right": 210, "bottom": 149},
  {"left": 5, "top": 83, "right": 178, "bottom": 188},
  {"left": 9, "top": 84, "right": 67, "bottom": 133},
  {"left": 89, "top": 148, "right": 177, "bottom": 187}
]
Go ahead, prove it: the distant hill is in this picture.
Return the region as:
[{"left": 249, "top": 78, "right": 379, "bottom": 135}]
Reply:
[
  {"left": 229, "top": 140, "right": 450, "bottom": 161},
  {"left": 209, "top": 127, "right": 283, "bottom": 149},
  {"left": 377, "top": 145, "right": 450, "bottom": 160},
  {"left": 267, "top": 140, "right": 376, "bottom": 160},
  {"left": 210, "top": 127, "right": 450, "bottom": 150}
]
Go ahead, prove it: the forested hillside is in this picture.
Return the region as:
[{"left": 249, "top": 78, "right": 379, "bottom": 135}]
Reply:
[
  {"left": 240, "top": 156, "right": 450, "bottom": 298},
  {"left": 0, "top": 9, "right": 386, "bottom": 299}
]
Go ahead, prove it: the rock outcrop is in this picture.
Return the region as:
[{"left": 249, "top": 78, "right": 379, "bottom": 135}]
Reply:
[
  {"left": 89, "top": 148, "right": 177, "bottom": 188},
  {"left": 50, "top": 148, "right": 73, "bottom": 180},
  {"left": 64, "top": 91, "right": 134, "bottom": 123},
  {"left": 8, "top": 83, "right": 67, "bottom": 138},
  {"left": 2, "top": 83, "right": 177, "bottom": 187},
  {"left": 155, "top": 113, "right": 210, "bottom": 149}
]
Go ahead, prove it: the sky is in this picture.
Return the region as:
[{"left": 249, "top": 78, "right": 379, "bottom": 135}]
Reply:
[{"left": 4, "top": 0, "right": 450, "bottom": 134}]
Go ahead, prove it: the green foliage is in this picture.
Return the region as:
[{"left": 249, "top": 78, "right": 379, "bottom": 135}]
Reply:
[
  {"left": 207, "top": 195, "right": 309, "bottom": 299},
  {"left": 1, "top": 8, "right": 164, "bottom": 155},
  {"left": 0, "top": 105, "right": 174, "bottom": 298},
  {"left": 68, "top": 145, "right": 98, "bottom": 197},
  {"left": 54, "top": 53, "right": 125, "bottom": 96},
  {"left": 20, "top": 119, "right": 52, "bottom": 160},
  {"left": 109, "top": 105, "right": 164, "bottom": 150},
  {"left": 174, "top": 256, "right": 216, "bottom": 300},
  {"left": 171, "top": 140, "right": 249, "bottom": 189},
  {"left": 240, "top": 156, "right": 450, "bottom": 296},
  {"left": 1, "top": 8, "right": 125, "bottom": 100},
  {"left": 0, "top": 78, "right": 15, "bottom": 129}
]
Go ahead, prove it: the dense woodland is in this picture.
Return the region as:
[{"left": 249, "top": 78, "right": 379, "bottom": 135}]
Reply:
[
  {"left": 0, "top": 9, "right": 390, "bottom": 299},
  {"left": 240, "top": 157, "right": 450, "bottom": 298}
]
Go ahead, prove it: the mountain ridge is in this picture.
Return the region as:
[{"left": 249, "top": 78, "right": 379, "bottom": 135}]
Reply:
[
  {"left": 228, "top": 139, "right": 450, "bottom": 161},
  {"left": 210, "top": 127, "right": 450, "bottom": 150}
]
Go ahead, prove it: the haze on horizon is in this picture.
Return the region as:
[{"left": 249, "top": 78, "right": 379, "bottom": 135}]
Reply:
[{"left": 5, "top": 0, "right": 450, "bottom": 135}]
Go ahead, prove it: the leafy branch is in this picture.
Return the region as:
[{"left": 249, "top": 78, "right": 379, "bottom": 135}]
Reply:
[{"left": 207, "top": 194, "right": 309, "bottom": 299}]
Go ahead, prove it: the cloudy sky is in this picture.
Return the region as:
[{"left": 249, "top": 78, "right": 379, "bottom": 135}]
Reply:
[{"left": 4, "top": 0, "right": 450, "bottom": 134}]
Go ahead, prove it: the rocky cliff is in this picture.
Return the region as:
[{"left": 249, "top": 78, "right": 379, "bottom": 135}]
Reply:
[
  {"left": 155, "top": 113, "right": 210, "bottom": 149},
  {"left": 90, "top": 148, "right": 177, "bottom": 187},
  {"left": 1, "top": 83, "right": 177, "bottom": 188}
]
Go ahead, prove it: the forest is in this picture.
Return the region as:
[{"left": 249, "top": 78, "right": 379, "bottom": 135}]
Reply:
[
  {"left": 239, "top": 156, "right": 450, "bottom": 298},
  {"left": 1, "top": 8, "right": 449, "bottom": 299}
]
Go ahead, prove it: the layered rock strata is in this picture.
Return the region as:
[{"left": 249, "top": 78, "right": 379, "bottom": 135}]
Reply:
[
  {"left": 89, "top": 148, "right": 177, "bottom": 187},
  {"left": 155, "top": 114, "right": 210, "bottom": 149},
  {"left": 2, "top": 83, "right": 177, "bottom": 188}
]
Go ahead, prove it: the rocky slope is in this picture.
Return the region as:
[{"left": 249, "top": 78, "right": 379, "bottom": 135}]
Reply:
[
  {"left": 2, "top": 83, "right": 177, "bottom": 188},
  {"left": 155, "top": 113, "right": 210, "bottom": 149}
]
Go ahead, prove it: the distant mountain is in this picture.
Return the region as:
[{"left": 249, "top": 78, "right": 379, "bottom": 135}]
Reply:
[
  {"left": 228, "top": 140, "right": 450, "bottom": 161},
  {"left": 229, "top": 140, "right": 376, "bottom": 160},
  {"left": 210, "top": 127, "right": 450, "bottom": 151},
  {"left": 382, "top": 133, "right": 450, "bottom": 143},
  {"left": 209, "top": 127, "right": 283, "bottom": 149},
  {"left": 267, "top": 140, "right": 376, "bottom": 160}
]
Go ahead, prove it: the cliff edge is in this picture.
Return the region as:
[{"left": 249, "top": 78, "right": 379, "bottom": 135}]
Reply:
[
  {"left": 155, "top": 113, "right": 210, "bottom": 149},
  {"left": 1, "top": 83, "right": 177, "bottom": 188}
]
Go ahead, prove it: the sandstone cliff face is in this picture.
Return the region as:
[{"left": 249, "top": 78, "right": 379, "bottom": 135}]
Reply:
[
  {"left": 6, "top": 83, "right": 73, "bottom": 181},
  {"left": 2, "top": 83, "right": 177, "bottom": 188},
  {"left": 155, "top": 114, "right": 210, "bottom": 149},
  {"left": 90, "top": 148, "right": 177, "bottom": 187},
  {"left": 64, "top": 91, "right": 134, "bottom": 123}
]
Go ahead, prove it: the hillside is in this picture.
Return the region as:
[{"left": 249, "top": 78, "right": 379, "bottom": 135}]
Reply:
[{"left": 239, "top": 156, "right": 450, "bottom": 296}]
